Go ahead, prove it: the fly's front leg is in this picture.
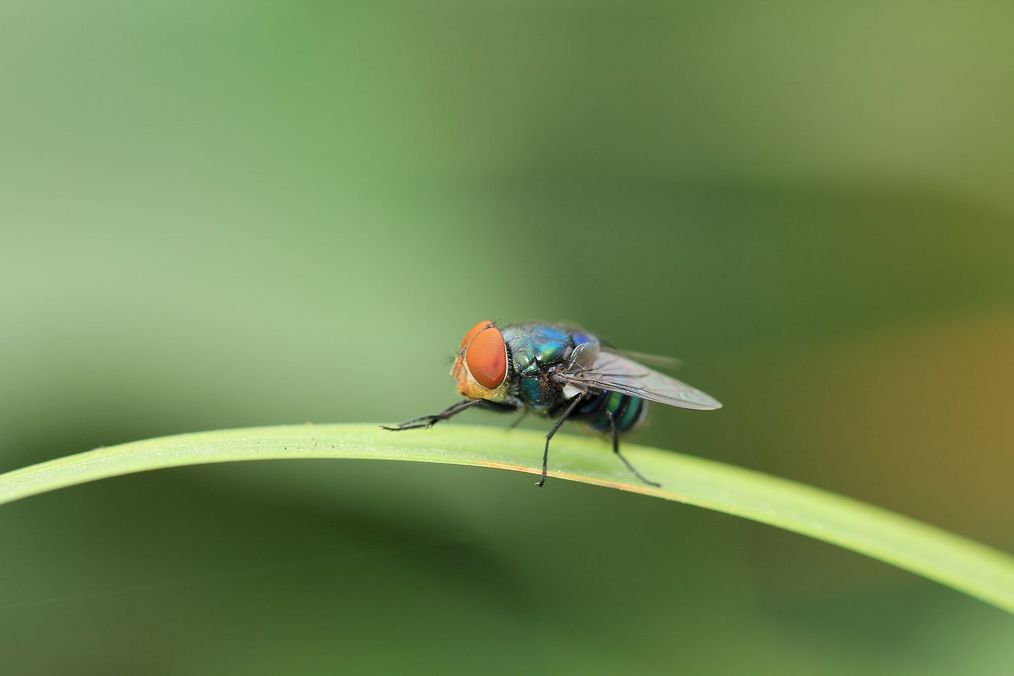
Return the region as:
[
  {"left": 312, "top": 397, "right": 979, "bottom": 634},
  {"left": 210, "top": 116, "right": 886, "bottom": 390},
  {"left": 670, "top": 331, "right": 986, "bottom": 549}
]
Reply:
[{"left": 381, "top": 399, "right": 479, "bottom": 431}]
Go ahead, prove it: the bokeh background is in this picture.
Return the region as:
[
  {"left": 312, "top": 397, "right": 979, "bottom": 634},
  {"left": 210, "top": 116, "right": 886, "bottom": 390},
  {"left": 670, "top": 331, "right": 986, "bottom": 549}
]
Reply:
[{"left": 2, "top": 2, "right": 1013, "bottom": 674}]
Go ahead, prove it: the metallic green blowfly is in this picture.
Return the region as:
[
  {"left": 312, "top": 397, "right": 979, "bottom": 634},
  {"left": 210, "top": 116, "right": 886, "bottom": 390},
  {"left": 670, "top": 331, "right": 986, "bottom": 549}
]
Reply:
[{"left": 383, "top": 320, "right": 722, "bottom": 487}]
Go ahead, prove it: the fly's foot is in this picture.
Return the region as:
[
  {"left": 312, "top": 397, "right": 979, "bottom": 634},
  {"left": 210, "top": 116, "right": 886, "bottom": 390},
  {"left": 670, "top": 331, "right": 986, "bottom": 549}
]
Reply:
[{"left": 381, "top": 400, "right": 481, "bottom": 432}]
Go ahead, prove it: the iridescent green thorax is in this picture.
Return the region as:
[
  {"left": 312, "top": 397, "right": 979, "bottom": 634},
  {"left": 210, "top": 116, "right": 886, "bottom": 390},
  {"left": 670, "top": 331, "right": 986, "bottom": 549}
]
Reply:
[{"left": 500, "top": 323, "right": 599, "bottom": 412}]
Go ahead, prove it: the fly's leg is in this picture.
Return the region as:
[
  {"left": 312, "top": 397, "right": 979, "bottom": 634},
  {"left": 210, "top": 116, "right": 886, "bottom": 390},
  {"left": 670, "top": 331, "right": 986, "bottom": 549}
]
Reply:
[
  {"left": 606, "top": 410, "right": 661, "bottom": 488},
  {"left": 381, "top": 399, "right": 479, "bottom": 431},
  {"left": 507, "top": 407, "right": 529, "bottom": 430},
  {"left": 537, "top": 395, "right": 585, "bottom": 488}
]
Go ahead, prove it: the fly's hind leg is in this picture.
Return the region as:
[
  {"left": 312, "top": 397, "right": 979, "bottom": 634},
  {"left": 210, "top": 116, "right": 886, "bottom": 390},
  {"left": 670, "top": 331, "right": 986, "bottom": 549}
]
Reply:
[
  {"left": 606, "top": 410, "right": 661, "bottom": 488},
  {"left": 381, "top": 399, "right": 480, "bottom": 431}
]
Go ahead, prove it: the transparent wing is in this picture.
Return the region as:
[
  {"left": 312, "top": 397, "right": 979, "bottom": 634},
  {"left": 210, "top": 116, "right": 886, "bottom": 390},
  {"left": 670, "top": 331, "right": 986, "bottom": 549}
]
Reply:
[
  {"left": 603, "top": 347, "right": 683, "bottom": 372},
  {"left": 561, "top": 321, "right": 683, "bottom": 372},
  {"left": 556, "top": 348, "right": 722, "bottom": 411}
]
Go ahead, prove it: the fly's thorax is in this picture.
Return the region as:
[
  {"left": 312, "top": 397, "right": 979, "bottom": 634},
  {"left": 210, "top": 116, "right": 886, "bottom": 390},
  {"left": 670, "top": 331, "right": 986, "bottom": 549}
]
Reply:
[
  {"left": 501, "top": 323, "right": 600, "bottom": 375},
  {"left": 514, "top": 370, "right": 564, "bottom": 412},
  {"left": 499, "top": 323, "right": 601, "bottom": 412}
]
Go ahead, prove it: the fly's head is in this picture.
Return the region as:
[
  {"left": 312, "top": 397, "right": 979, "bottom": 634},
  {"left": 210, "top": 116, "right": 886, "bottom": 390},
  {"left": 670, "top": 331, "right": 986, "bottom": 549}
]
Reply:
[{"left": 452, "top": 320, "right": 510, "bottom": 402}]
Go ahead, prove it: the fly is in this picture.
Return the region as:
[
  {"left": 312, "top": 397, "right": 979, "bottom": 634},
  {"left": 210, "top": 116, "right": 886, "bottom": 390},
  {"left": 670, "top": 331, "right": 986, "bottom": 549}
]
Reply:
[{"left": 382, "top": 320, "right": 722, "bottom": 488}]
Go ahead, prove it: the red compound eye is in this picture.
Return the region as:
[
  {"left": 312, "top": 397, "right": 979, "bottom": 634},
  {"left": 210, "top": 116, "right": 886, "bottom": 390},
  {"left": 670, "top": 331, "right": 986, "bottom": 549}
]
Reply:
[
  {"left": 459, "top": 320, "right": 493, "bottom": 351},
  {"left": 465, "top": 326, "right": 507, "bottom": 389}
]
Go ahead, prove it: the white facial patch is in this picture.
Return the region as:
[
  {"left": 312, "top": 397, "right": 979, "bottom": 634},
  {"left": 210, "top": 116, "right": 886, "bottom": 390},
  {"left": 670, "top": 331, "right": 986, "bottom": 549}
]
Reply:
[{"left": 562, "top": 384, "right": 583, "bottom": 400}]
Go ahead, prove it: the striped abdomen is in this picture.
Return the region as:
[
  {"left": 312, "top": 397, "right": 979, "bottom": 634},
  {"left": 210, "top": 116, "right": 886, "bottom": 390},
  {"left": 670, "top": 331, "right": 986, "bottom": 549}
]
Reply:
[{"left": 575, "top": 390, "right": 645, "bottom": 434}]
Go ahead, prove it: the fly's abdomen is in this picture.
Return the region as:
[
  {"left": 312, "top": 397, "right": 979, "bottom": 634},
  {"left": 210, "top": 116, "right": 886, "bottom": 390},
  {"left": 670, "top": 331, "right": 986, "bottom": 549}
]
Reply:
[{"left": 576, "top": 390, "right": 645, "bottom": 434}]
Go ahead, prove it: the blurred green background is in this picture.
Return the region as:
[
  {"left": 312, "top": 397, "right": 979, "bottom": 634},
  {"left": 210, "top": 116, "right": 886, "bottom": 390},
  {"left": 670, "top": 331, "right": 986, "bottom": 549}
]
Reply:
[{"left": 2, "top": 2, "right": 1013, "bottom": 674}]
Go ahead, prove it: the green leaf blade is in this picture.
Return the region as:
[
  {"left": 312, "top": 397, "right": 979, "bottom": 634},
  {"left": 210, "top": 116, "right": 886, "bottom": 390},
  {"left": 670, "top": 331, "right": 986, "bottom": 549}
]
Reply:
[{"left": 1, "top": 423, "right": 1011, "bottom": 613}]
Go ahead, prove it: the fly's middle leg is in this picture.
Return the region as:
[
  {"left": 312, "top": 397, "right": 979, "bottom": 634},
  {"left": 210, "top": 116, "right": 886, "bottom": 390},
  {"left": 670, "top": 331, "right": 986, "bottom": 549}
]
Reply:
[
  {"left": 537, "top": 394, "right": 585, "bottom": 488},
  {"left": 507, "top": 407, "right": 529, "bottom": 430}
]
